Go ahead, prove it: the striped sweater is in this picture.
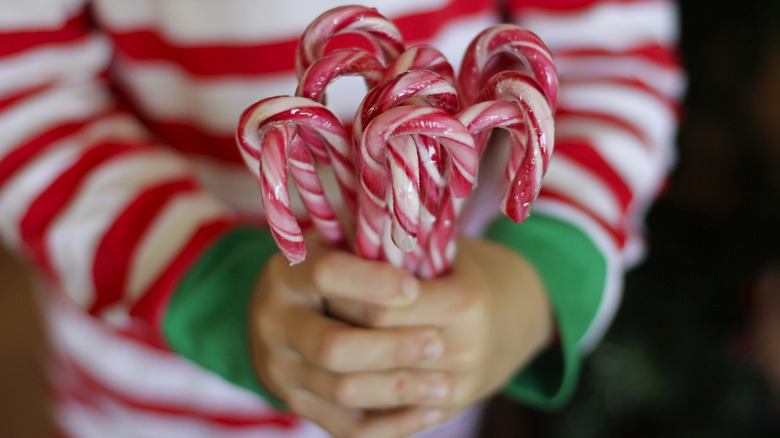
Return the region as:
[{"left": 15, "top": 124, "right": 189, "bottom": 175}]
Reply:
[{"left": 0, "top": 0, "right": 684, "bottom": 436}]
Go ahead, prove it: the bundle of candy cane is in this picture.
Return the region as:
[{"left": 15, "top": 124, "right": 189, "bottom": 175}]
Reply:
[{"left": 236, "top": 5, "right": 557, "bottom": 278}]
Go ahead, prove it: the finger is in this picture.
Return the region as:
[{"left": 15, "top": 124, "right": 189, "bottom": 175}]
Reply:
[
  {"left": 326, "top": 264, "right": 483, "bottom": 328},
  {"left": 285, "top": 306, "right": 445, "bottom": 372},
  {"left": 312, "top": 250, "right": 420, "bottom": 305},
  {"left": 285, "top": 388, "right": 362, "bottom": 438},
  {"left": 292, "top": 363, "right": 453, "bottom": 409},
  {"left": 352, "top": 407, "right": 447, "bottom": 438}
]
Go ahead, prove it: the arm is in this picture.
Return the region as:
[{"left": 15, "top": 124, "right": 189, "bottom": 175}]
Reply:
[
  {"left": 495, "top": 0, "right": 685, "bottom": 407},
  {"left": 0, "top": 1, "right": 277, "bottom": 401}
]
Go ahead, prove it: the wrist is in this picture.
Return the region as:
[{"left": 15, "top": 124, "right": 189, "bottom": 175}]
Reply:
[{"left": 458, "top": 237, "right": 554, "bottom": 396}]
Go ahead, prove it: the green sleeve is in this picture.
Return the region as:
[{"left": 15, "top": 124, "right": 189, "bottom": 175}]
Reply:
[
  {"left": 162, "top": 226, "right": 285, "bottom": 409},
  {"left": 484, "top": 213, "right": 608, "bottom": 410}
]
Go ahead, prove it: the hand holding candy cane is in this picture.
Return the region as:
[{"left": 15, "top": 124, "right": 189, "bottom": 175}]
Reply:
[
  {"left": 249, "top": 239, "right": 456, "bottom": 438},
  {"left": 241, "top": 8, "right": 560, "bottom": 437}
]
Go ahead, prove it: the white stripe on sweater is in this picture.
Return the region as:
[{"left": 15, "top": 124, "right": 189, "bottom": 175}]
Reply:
[
  {"left": 557, "top": 81, "right": 678, "bottom": 153},
  {"left": 0, "top": 0, "right": 84, "bottom": 29},
  {"left": 542, "top": 155, "right": 623, "bottom": 226},
  {"left": 554, "top": 55, "right": 685, "bottom": 100},
  {"left": 94, "top": 0, "right": 454, "bottom": 42},
  {"left": 517, "top": 1, "right": 679, "bottom": 51},
  {"left": 114, "top": 55, "right": 299, "bottom": 134},
  {"left": 0, "top": 84, "right": 112, "bottom": 159},
  {"left": 125, "top": 191, "right": 229, "bottom": 303},
  {"left": 0, "top": 35, "right": 110, "bottom": 97}
]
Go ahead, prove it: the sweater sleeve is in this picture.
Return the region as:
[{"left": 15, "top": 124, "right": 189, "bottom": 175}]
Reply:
[
  {"left": 0, "top": 0, "right": 279, "bottom": 403},
  {"left": 487, "top": 0, "right": 685, "bottom": 409}
]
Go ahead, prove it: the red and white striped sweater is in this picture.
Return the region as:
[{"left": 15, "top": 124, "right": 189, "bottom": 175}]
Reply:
[{"left": 0, "top": 0, "right": 683, "bottom": 436}]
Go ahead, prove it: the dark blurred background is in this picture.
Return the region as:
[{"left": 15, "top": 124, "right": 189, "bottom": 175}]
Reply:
[
  {"left": 2, "top": 1, "right": 780, "bottom": 437},
  {"left": 483, "top": 1, "right": 780, "bottom": 437}
]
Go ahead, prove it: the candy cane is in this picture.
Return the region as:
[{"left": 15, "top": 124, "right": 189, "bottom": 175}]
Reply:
[
  {"left": 480, "top": 72, "right": 555, "bottom": 222},
  {"left": 458, "top": 24, "right": 557, "bottom": 109},
  {"left": 357, "top": 105, "right": 477, "bottom": 261},
  {"left": 296, "top": 5, "right": 405, "bottom": 77},
  {"left": 237, "top": 96, "right": 355, "bottom": 263}
]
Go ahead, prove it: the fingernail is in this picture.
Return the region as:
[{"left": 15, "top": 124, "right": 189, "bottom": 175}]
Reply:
[
  {"left": 401, "top": 277, "right": 419, "bottom": 301},
  {"left": 423, "top": 338, "right": 444, "bottom": 359},
  {"left": 424, "top": 410, "right": 444, "bottom": 426}
]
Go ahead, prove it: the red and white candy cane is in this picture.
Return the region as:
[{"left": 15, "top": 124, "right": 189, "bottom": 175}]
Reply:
[
  {"left": 237, "top": 96, "right": 356, "bottom": 264},
  {"left": 458, "top": 24, "right": 558, "bottom": 109},
  {"left": 481, "top": 71, "right": 555, "bottom": 223},
  {"left": 296, "top": 5, "right": 405, "bottom": 77},
  {"left": 357, "top": 105, "right": 477, "bottom": 261},
  {"left": 382, "top": 45, "right": 456, "bottom": 85}
]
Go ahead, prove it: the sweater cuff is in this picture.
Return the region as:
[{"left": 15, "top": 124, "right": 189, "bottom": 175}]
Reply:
[
  {"left": 484, "top": 213, "right": 607, "bottom": 410},
  {"left": 162, "top": 225, "right": 285, "bottom": 409}
]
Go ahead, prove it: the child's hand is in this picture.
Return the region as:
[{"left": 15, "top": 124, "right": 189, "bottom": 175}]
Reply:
[
  {"left": 249, "top": 236, "right": 453, "bottom": 438},
  {"left": 327, "top": 237, "right": 554, "bottom": 423}
]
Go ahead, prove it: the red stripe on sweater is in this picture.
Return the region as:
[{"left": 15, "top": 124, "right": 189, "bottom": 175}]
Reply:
[
  {"left": 111, "top": 31, "right": 299, "bottom": 76},
  {"left": 555, "top": 106, "right": 650, "bottom": 148},
  {"left": 556, "top": 139, "right": 633, "bottom": 212},
  {"left": 0, "top": 82, "right": 53, "bottom": 112},
  {"left": 556, "top": 42, "right": 680, "bottom": 69},
  {"left": 0, "top": 120, "right": 87, "bottom": 189},
  {"left": 90, "top": 179, "right": 199, "bottom": 315},
  {"left": 393, "top": 0, "right": 495, "bottom": 43},
  {"left": 20, "top": 141, "right": 151, "bottom": 276},
  {"left": 0, "top": 11, "right": 92, "bottom": 57},
  {"left": 129, "top": 219, "right": 236, "bottom": 349},
  {"left": 559, "top": 75, "right": 681, "bottom": 116},
  {"left": 148, "top": 121, "right": 244, "bottom": 164},
  {"left": 508, "top": 0, "right": 663, "bottom": 13},
  {"left": 109, "top": 0, "right": 494, "bottom": 77},
  {"left": 538, "top": 188, "right": 627, "bottom": 248}
]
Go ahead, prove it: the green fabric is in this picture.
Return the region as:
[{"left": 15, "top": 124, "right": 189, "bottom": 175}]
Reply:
[
  {"left": 163, "top": 226, "right": 285, "bottom": 409},
  {"left": 485, "top": 213, "right": 608, "bottom": 410}
]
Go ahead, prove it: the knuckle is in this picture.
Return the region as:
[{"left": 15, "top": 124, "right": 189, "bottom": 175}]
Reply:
[
  {"left": 362, "top": 304, "right": 388, "bottom": 326},
  {"left": 392, "top": 371, "right": 415, "bottom": 402},
  {"left": 313, "top": 328, "right": 348, "bottom": 370},
  {"left": 459, "top": 284, "right": 484, "bottom": 311},
  {"left": 310, "top": 258, "right": 330, "bottom": 290},
  {"left": 450, "top": 349, "right": 481, "bottom": 371},
  {"left": 331, "top": 375, "right": 360, "bottom": 407}
]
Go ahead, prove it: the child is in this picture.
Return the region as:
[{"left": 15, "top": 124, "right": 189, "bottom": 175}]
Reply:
[{"left": 0, "top": 0, "right": 684, "bottom": 436}]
